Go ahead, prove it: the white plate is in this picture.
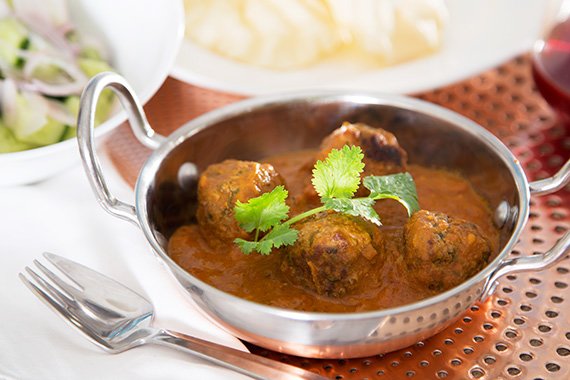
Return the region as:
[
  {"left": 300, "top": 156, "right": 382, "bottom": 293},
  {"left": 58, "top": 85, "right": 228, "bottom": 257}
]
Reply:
[
  {"left": 172, "top": 0, "right": 551, "bottom": 96},
  {"left": 0, "top": 0, "right": 184, "bottom": 186}
]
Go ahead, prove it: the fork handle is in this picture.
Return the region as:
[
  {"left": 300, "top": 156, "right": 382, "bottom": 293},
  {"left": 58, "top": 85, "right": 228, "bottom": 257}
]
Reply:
[{"left": 150, "top": 329, "right": 326, "bottom": 380}]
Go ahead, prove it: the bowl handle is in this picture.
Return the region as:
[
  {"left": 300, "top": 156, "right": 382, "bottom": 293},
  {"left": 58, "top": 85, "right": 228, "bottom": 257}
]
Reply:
[
  {"left": 482, "top": 231, "right": 569, "bottom": 298},
  {"left": 528, "top": 159, "right": 570, "bottom": 195},
  {"left": 77, "top": 72, "right": 163, "bottom": 226},
  {"left": 482, "top": 159, "right": 570, "bottom": 298}
]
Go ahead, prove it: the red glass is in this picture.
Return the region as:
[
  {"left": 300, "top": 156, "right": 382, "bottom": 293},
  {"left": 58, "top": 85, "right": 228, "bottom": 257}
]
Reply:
[{"left": 532, "top": 15, "right": 570, "bottom": 124}]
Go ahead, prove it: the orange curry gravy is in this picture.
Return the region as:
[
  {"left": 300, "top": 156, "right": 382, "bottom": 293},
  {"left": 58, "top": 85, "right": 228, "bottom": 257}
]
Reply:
[{"left": 168, "top": 150, "right": 500, "bottom": 312}]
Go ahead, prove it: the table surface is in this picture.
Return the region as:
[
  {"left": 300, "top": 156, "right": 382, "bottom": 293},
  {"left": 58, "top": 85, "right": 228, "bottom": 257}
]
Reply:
[{"left": 106, "top": 55, "right": 570, "bottom": 380}]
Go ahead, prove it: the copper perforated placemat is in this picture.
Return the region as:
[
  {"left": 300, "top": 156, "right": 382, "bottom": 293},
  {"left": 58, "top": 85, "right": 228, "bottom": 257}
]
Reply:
[{"left": 106, "top": 55, "right": 569, "bottom": 380}]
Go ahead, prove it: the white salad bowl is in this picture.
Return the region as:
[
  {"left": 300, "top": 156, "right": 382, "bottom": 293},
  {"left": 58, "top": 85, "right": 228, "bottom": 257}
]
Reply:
[{"left": 0, "top": 0, "right": 184, "bottom": 186}]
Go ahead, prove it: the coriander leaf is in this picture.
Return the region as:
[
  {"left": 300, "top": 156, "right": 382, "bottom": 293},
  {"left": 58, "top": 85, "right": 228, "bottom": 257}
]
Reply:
[
  {"left": 263, "top": 224, "right": 298, "bottom": 250},
  {"left": 234, "top": 185, "right": 290, "bottom": 233},
  {"left": 324, "top": 197, "right": 382, "bottom": 226},
  {"left": 234, "top": 238, "right": 275, "bottom": 255},
  {"left": 363, "top": 173, "right": 420, "bottom": 216},
  {"left": 234, "top": 224, "right": 298, "bottom": 255},
  {"left": 311, "top": 145, "right": 364, "bottom": 200},
  {"left": 233, "top": 238, "right": 262, "bottom": 255}
]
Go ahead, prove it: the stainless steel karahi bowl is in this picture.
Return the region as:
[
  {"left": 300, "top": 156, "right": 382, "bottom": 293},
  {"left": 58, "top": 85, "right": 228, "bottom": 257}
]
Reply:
[{"left": 77, "top": 73, "right": 570, "bottom": 359}]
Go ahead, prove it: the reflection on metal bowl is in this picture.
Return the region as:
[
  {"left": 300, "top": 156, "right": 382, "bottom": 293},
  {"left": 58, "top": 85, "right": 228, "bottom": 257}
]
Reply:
[{"left": 77, "top": 73, "right": 570, "bottom": 358}]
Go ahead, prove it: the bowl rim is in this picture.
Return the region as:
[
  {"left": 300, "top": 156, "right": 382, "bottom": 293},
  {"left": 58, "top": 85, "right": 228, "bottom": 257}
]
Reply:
[{"left": 134, "top": 90, "right": 530, "bottom": 321}]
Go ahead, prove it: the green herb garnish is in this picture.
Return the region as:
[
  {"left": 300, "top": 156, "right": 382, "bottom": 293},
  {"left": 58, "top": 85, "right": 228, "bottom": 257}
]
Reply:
[
  {"left": 234, "top": 185, "right": 290, "bottom": 240},
  {"left": 234, "top": 145, "right": 420, "bottom": 255}
]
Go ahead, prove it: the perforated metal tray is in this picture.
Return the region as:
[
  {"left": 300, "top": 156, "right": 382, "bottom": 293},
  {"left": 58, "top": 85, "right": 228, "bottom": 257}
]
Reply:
[{"left": 106, "top": 55, "right": 569, "bottom": 380}]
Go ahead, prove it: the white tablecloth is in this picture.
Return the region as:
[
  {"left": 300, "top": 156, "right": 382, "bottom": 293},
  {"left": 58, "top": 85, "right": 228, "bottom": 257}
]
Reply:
[{"left": 0, "top": 151, "right": 249, "bottom": 380}]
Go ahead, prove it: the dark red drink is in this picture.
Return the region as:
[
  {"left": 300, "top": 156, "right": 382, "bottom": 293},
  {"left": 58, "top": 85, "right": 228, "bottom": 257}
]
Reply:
[{"left": 532, "top": 15, "right": 570, "bottom": 124}]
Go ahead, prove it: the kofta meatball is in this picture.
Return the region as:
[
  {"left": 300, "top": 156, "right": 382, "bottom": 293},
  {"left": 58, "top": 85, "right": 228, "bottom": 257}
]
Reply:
[
  {"left": 197, "top": 159, "right": 283, "bottom": 241},
  {"left": 302, "top": 122, "right": 409, "bottom": 201},
  {"left": 319, "top": 122, "right": 408, "bottom": 175},
  {"left": 404, "top": 210, "right": 491, "bottom": 291},
  {"left": 281, "top": 213, "right": 379, "bottom": 297}
]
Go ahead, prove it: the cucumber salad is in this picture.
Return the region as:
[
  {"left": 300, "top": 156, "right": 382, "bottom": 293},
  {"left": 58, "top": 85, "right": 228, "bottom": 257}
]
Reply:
[{"left": 0, "top": 0, "right": 114, "bottom": 153}]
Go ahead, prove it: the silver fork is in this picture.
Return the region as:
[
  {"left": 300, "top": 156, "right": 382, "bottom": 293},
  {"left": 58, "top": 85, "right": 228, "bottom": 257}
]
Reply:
[{"left": 19, "top": 252, "right": 327, "bottom": 380}]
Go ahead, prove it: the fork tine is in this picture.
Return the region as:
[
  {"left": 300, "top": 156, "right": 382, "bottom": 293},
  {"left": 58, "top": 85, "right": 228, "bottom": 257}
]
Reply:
[
  {"left": 24, "top": 266, "right": 72, "bottom": 306},
  {"left": 19, "top": 271, "right": 82, "bottom": 329},
  {"left": 19, "top": 271, "right": 113, "bottom": 351},
  {"left": 42, "top": 252, "right": 87, "bottom": 288},
  {"left": 42, "top": 252, "right": 150, "bottom": 303},
  {"left": 33, "top": 259, "right": 81, "bottom": 298},
  {"left": 19, "top": 272, "right": 65, "bottom": 309}
]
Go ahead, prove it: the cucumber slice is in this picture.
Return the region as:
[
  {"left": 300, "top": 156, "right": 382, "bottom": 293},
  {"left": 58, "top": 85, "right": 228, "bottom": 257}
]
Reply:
[
  {"left": 5, "top": 91, "right": 66, "bottom": 146},
  {"left": 64, "top": 92, "right": 113, "bottom": 130},
  {"left": 17, "top": 116, "right": 67, "bottom": 145},
  {"left": 95, "top": 89, "right": 115, "bottom": 125},
  {"left": 29, "top": 62, "right": 66, "bottom": 82},
  {"left": 79, "top": 46, "right": 102, "bottom": 60},
  {"left": 63, "top": 92, "right": 112, "bottom": 133},
  {"left": 61, "top": 125, "right": 76, "bottom": 140},
  {"left": 0, "top": 18, "right": 28, "bottom": 66},
  {"left": 0, "top": 123, "right": 36, "bottom": 152},
  {"left": 64, "top": 95, "right": 80, "bottom": 117},
  {"left": 78, "top": 57, "right": 112, "bottom": 77},
  {"left": 65, "top": 91, "right": 114, "bottom": 127}
]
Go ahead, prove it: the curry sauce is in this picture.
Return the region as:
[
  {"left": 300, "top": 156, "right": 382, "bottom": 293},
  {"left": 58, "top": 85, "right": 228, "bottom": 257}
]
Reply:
[{"left": 168, "top": 149, "right": 499, "bottom": 313}]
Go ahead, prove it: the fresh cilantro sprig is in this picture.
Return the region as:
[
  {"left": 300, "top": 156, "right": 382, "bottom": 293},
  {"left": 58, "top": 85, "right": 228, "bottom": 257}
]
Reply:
[
  {"left": 312, "top": 145, "right": 364, "bottom": 199},
  {"left": 233, "top": 145, "right": 420, "bottom": 255},
  {"left": 234, "top": 185, "right": 290, "bottom": 240},
  {"left": 234, "top": 186, "right": 298, "bottom": 254}
]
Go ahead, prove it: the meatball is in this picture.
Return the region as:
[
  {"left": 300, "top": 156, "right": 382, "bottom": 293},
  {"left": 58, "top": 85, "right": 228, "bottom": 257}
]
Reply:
[
  {"left": 197, "top": 159, "right": 283, "bottom": 241},
  {"left": 318, "top": 122, "right": 408, "bottom": 175},
  {"left": 302, "top": 122, "right": 409, "bottom": 201},
  {"left": 281, "top": 213, "right": 379, "bottom": 297},
  {"left": 404, "top": 210, "right": 491, "bottom": 291}
]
